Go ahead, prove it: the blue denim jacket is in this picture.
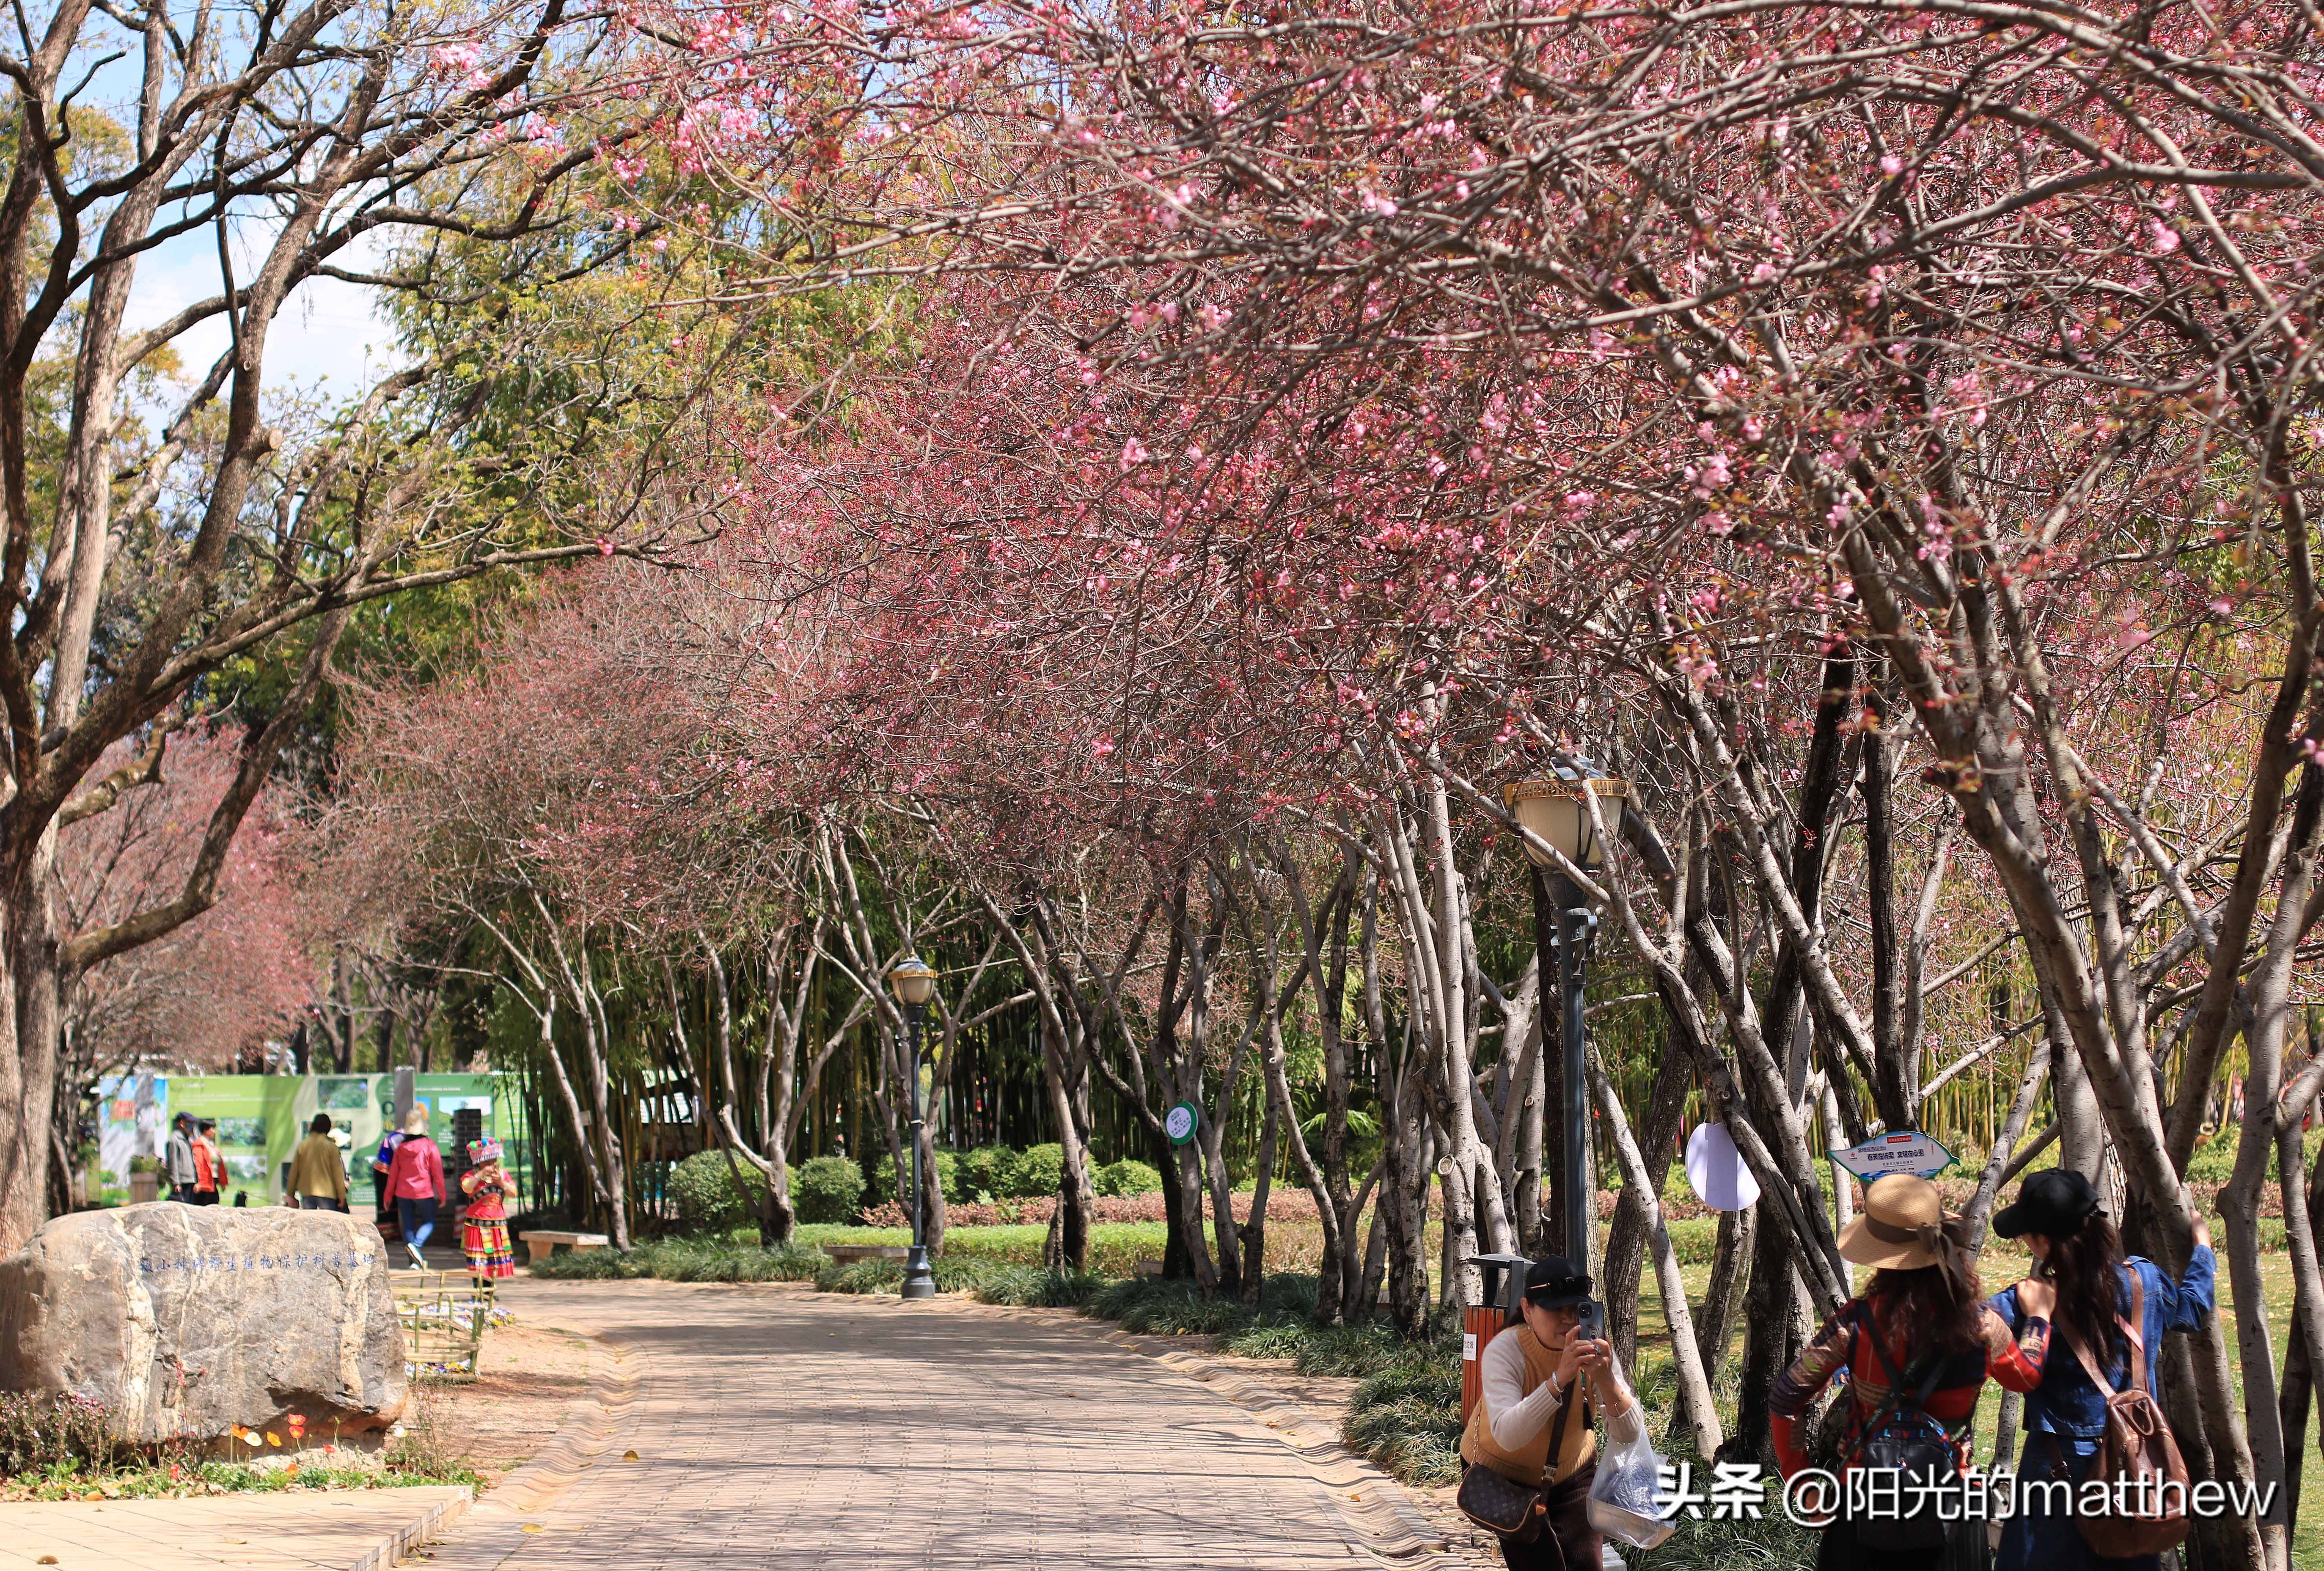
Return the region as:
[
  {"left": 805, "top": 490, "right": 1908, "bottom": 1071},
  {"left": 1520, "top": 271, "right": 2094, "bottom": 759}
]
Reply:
[{"left": 1985, "top": 1246, "right": 2215, "bottom": 1439}]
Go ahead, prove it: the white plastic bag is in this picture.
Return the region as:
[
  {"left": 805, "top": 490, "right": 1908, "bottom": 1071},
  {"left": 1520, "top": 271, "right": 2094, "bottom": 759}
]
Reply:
[{"left": 1585, "top": 1425, "right": 1677, "bottom": 1551}]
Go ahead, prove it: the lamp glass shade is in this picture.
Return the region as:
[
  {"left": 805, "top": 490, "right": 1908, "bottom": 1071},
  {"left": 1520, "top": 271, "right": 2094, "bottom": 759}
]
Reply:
[
  {"left": 1503, "top": 777, "right": 1631, "bottom": 870},
  {"left": 889, "top": 956, "right": 938, "bottom": 1006}
]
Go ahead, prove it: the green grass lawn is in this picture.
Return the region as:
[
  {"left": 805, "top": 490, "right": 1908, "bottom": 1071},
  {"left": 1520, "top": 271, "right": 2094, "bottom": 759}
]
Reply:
[{"left": 791, "top": 1221, "right": 1169, "bottom": 1277}]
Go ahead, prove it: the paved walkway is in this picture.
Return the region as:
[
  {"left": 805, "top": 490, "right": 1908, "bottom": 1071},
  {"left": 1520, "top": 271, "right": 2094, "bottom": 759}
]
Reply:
[
  {"left": 0, "top": 1486, "right": 469, "bottom": 1571},
  {"left": 428, "top": 1278, "right": 1468, "bottom": 1571}
]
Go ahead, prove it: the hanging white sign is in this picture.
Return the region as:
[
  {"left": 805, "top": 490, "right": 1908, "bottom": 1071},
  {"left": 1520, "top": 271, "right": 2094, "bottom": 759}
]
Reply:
[{"left": 1683, "top": 1123, "right": 1761, "bottom": 1212}]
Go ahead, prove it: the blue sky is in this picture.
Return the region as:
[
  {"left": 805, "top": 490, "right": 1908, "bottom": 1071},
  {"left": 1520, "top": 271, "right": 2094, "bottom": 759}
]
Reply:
[{"left": 124, "top": 224, "right": 405, "bottom": 397}]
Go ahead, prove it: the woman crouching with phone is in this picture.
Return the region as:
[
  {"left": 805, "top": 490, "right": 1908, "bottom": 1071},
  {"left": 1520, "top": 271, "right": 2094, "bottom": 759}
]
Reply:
[{"left": 1460, "top": 1254, "right": 1642, "bottom": 1571}]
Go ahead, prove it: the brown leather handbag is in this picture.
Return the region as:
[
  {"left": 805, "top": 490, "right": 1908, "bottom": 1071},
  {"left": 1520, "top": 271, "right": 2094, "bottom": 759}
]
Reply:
[
  {"left": 2056, "top": 1272, "right": 2190, "bottom": 1558},
  {"left": 1457, "top": 1460, "right": 1546, "bottom": 1542},
  {"left": 1458, "top": 1383, "right": 1584, "bottom": 1544}
]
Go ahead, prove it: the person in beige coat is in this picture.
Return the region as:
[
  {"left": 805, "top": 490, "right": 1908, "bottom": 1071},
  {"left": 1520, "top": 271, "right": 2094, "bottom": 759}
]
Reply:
[{"left": 288, "top": 1113, "right": 349, "bottom": 1210}]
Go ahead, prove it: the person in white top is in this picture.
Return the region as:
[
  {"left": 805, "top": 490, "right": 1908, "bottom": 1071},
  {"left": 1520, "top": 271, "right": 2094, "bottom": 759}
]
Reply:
[{"left": 1461, "top": 1255, "right": 1643, "bottom": 1569}]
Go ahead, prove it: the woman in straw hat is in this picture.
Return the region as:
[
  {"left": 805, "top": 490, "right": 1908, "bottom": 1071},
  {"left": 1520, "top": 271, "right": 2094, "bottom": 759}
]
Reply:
[
  {"left": 1771, "top": 1174, "right": 2054, "bottom": 1571},
  {"left": 1985, "top": 1168, "right": 2214, "bottom": 1571}
]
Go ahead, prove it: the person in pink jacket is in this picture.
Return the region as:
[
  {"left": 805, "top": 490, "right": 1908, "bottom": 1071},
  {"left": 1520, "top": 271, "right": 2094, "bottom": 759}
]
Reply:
[{"left": 386, "top": 1107, "right": 447, "bottom": 1269}]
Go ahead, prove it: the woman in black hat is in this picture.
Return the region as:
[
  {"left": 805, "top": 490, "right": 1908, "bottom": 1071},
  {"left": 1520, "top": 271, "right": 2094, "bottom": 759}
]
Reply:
[
  {"left": 1986, "top": 1168, "right": 2215, "bottom": 1571},
  {"left": 1459, "top": 1256, "right": 1641, "bottom": 1571}
]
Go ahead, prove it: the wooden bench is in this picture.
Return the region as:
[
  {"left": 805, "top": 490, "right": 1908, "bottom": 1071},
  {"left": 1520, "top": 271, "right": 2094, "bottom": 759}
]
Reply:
[
  {"left": 821, "top": 1244, "right": 909, "bottom": 1266},
  {"left": 521, "top": 1229, "right": 610, "bottom": 1263}
]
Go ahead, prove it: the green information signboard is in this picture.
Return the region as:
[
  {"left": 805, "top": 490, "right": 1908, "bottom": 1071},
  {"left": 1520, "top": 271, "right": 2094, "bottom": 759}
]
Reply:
[
  {"left": 1165, "top": 1100, "right": 1200, "bottom": 1147},
  {"left": 104, "top": 1072, "right": 532, "bottom": 1209}
]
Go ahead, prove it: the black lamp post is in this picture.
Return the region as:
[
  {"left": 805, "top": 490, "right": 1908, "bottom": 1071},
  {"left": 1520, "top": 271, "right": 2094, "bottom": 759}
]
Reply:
[
  {"left": 889, "top": 955, "right": 939, "bottom": 1300},
  {"left": 1504, "top": 763, "right": 1629, "bottom": 1268}
]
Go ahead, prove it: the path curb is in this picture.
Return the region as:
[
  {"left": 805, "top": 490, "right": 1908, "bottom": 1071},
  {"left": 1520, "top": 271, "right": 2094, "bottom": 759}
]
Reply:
[{"left": 344, "top": 1487, "right": 474, "bottom": 1571}]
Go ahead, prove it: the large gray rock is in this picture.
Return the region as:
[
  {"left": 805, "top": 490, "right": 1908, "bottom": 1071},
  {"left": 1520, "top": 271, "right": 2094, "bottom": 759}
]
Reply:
[{"left": 0, "top": 1203, "right": 409, "bottom": 1443}]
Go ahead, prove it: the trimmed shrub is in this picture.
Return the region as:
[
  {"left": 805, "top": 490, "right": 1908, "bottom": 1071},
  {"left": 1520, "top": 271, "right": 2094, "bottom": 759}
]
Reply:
[
  {"left": 1011, "top": 1143, "right": 1065, "bottom": 1198},
  {"left": 794, "top": 1156, "right": 866, "bottom": 1224},
  {"left": 667, "top": 1150, "right": 762, "bottom": 1234},
  {"left": 955, "top": 1145, "right": 1016, "bottom": 1201},
  {"left": 1094, "top": 1158, "right": 1162, "bottom": 1197},
  {"left": 872, "top": 1149, "right": 960, "bottom": 1207}
]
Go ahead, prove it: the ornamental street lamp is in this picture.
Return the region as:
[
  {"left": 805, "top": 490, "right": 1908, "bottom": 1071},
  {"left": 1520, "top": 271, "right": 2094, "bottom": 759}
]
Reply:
[
  {"left": 889, "top": 954, "right": 940, "bottom": 1300},
  {"left": 1503, "top": 762, "right": 1631, "bottom": 1271}
]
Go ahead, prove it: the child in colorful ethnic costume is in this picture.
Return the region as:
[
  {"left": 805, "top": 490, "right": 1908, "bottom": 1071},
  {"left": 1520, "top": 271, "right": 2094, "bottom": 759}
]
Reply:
[{"left": 460, "top": 1139, "right": 516, "bottom": 1282}]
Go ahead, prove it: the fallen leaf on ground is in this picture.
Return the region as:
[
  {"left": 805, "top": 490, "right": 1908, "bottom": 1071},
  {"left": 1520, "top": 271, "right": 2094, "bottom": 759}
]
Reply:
[
  {"left": 36, "top": 1556, "right": 56, "bottom": 1564},
  {"left": 622, "top": 1450, "right": 639, "bottom": 1460},
  {"left": 521, "top": 1524, "right": 544, "bottom": 1534}
]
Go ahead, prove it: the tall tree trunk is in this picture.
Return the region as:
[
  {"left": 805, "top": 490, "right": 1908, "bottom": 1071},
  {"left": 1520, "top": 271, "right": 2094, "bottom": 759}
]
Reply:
[
  {"left": 1157, "top": 1124, "right": 1194, "bottom": 1279},
  {"left": 1533, "top": 866, "right": 1566, "bottom": 1255},
  {"left": 1385, "top": 1118, "right": 1433, "bottom": 1337},
  {"left": 0, "top": 861, "right": 61, "bottom": 1249},
  {"left": 1724, "top": 1211, "right": 1800, "bottom": 1464},
  {"left": 1590, "top": 1049, "right": 1722, "bottom": 1456},
  {"left": 2281, "top": 1105, "right": 2324, "bottom": 1540},
  {"left": 1604, "top": 1036, "right": 1692, "bottom": 1370},
  {"left": 1241, "top": 1094, "right": 1278, "bottom": 1307},
  {"left": 1038, "top": 1011, "right": 1095, "bottom": 1273},
  {"left": 1696, "top": 1200, "right": 1755, "bottom": 1383}
]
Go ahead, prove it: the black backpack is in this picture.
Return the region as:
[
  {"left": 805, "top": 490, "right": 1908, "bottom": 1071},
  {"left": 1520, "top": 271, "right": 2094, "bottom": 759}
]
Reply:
[{"left": 1851, "top": 1305, "right": 1962, "bottom": 1551}]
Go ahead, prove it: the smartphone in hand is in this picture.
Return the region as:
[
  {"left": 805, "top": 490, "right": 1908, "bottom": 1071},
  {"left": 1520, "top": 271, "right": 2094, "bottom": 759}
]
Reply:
[{"left": 1577, "top": 1299, "right": 1606, "bottom": 1343}]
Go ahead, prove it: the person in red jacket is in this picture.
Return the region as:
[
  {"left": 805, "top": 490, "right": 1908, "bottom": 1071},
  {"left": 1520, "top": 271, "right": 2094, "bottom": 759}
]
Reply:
[
  {"left": 1770, "top": 1174, "right": 2053, "bottom": 1571},
  {"left": 385, "top": 1107, "right": 447, "bottom": 1270},
  {"left": 191, "top": 1119, "right": 223, "bottom": 1204}
]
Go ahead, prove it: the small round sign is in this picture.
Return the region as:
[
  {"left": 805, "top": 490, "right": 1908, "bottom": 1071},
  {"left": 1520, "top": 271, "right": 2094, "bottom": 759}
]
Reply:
[{"left": 1165, "top": 1101, "right": 1200, "bottom": 1146}]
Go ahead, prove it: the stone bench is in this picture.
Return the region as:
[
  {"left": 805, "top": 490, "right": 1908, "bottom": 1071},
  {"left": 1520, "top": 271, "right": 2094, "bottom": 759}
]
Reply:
[
  {"left": 1133, "top": 1258, "right": 1165, "bottom": 1278},
  {"left": 521, "top": 1230, "right": 610, "bottom": 1263},
  {"left": 821, "top": 1245, "right": 908, "bottom": 1266}
]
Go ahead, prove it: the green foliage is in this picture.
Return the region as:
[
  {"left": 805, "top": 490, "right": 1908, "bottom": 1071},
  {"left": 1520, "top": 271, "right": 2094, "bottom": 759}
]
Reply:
[
  {"left": 1664, "top": 1217, "right": 1719, "bottom": 1266},
  {"left": 795, "top": 1221, "right": 1168, "bottom": 1278},
  {"left": 1225, "top": 1318, "right": 1421, "bottom": 1377},
  {"left": 1342, "top": 1359, "right": 1465, "bottom": 1486},
  {"left": 968, "top": 1267, "right": 1108, "bottom": 1308},
  {"left": 2178, "top": 1124, "right": 2322, "bottom": 1188},
  {"left": 3, "top": 1456, "right": 479, "bottom": 1500},
  {"left": 667, "top": 1151, "right": 765, "bottom": 1234},
  {"left": 1632, "top": 1460, "right": 1818, "bottom": 1571},
  {"left": 955, "top": 1145, "right": 1016, "bottom": 1199},
  {"left": 1094, "top": 1158, "right": 1163, "bottom": 1196},
  {"left": 1083, "top": 1274, "right": 1320, "bottom": 1335},
  {"left": 794, "top": 1156, "right": 867, "bottom": 1224},
  {"left": 872, "top": 1149, "right": 961, "bottom": 1205},
  {"left": 0, "top": 1389, "right": 477, "bottom": 1493},
  {"left": 817, "top": 1256, "right": 907, "bottom": 1294},
  {"left": 526, "top": 1238, "right": 825, "bottom": 1283},
  {"left": 1014, "top": 1143, "right": 1065, "bottom": 1197},
  {"left": 2186, "top": 1129, "right": 2240, "bottom": 1185}
]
